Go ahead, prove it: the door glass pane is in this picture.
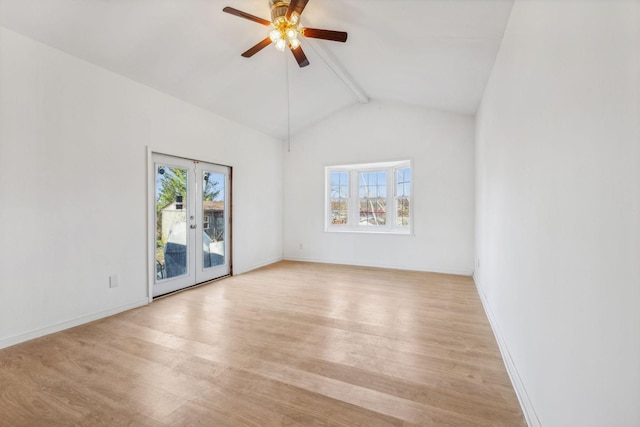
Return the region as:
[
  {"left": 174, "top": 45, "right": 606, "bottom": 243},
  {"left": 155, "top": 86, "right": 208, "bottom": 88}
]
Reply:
[
  {"left": 155, "top": 165, "right": 188, "bottom": 280},
  {"left": 202, "top": 171, "right": 225, "bottom": 269}
]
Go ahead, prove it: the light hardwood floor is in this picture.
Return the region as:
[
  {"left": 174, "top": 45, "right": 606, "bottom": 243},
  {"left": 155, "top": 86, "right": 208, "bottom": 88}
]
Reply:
[{"left": 0, "top": 261, "right": 525, "bottom": 426}]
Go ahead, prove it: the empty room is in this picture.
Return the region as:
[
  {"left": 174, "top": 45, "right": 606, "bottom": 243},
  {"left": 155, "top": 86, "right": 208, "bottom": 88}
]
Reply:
[{"left": 0, "top": 1, "right": 638, "bottom": 426}]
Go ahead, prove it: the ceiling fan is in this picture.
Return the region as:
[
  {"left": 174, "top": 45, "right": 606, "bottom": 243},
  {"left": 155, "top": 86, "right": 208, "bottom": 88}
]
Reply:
[{"left": 223, "top": 0, "right": 348, "bottom": 68}]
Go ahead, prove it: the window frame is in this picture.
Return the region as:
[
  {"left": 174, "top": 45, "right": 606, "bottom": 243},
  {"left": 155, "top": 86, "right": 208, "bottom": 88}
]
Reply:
[{"left": 325, "top": 160, "right": 412, "bottom": 234}]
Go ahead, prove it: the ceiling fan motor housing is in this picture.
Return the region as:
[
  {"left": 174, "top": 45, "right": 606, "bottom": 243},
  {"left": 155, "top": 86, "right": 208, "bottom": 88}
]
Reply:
[{"left": 270, "top": 0, "right": 291, "bottom": 24}]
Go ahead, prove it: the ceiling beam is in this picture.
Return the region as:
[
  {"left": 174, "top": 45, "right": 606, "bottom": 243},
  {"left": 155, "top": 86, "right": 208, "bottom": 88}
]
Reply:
[{"left": 302, "top": 37, "right": 369, "bottom": 104}]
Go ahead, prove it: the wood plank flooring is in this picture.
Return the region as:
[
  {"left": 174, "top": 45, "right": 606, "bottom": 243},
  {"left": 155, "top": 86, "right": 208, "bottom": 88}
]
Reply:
[{"left": 0, "top": 261, "right": 525, "bottom": 426}]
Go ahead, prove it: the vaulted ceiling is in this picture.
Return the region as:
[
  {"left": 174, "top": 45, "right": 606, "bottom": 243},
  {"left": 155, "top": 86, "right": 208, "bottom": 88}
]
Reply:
[{"left": 0, "top": 0, "right": 514, "bottom": 140}]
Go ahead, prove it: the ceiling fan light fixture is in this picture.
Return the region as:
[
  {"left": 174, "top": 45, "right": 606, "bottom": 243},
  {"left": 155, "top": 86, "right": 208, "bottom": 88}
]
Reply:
[
  {"left": 275, "top": 38, "right": 287, "bottom": 51},
  {"left": 286, "top": 28, "right": 298, "bottom": 39},
  {"left": 289, "top": 38, "right": 301, "bottom": 49},
  {"left": 269, "top": 29, "right": 282, "bottom": 42}
]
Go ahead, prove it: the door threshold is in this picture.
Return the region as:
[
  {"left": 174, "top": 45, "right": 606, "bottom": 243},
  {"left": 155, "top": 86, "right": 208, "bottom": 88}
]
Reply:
[{"left": 153, "top": 274, "right": 232, "bottom": 300}]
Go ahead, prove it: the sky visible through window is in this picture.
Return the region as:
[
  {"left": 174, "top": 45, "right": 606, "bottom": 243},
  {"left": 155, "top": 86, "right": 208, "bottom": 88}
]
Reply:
[
  {"left": 397, "top": 167, "right": 411, "bottom": 197},
  {"left": 330, "top": 172, "right": 349, "bottom": 198},
  {"left": 359, "top": 171, "right": 387, "bottom": 198}
]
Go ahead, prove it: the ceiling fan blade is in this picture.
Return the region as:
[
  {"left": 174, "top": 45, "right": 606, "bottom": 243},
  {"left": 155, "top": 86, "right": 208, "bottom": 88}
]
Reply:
[
  {"left": 285, "top": 0, "right": 309, "bottom": 22},
  {"left": 223, "top": 7, "right": 271, "bottom": 26},
  {"left": 301, "top": 28, "right": 348, "bottom": 43},
  {"left": 241, "top": 37, "right": 273, "bottom": 58},
  {"left": 290, "top": 45, "right": 310, "bottom": 68}
]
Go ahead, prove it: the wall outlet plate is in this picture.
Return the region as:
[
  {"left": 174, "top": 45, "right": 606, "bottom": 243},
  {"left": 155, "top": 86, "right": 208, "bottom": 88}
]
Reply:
[{"left": 109, "top": 275, "right": 119, "bottom": 288}]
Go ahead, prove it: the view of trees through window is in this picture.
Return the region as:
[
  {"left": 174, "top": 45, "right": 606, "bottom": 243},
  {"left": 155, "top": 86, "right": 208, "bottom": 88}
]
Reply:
[
  {"left": 327, "top": 161, "right": 411, "bottom": 233},
  {"left": 396, "top": 167, "right": 411, "bottom": 226},
  {"left": 359, "top": 171, "right": 387, "bottom": 226},
  {"left": 330, "top": 171, "right": 349, "bottom": 224},
  {"left": 155, "top": 166, "right": 223, "bottom": 279}
]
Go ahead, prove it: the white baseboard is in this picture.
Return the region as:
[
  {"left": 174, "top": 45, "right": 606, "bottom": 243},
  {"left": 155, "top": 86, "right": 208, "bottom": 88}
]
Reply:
[
  {"left": 284, "top": 255, "right": 474, "bottom": 277},
  {"left": 0, "top": 298, "right": 149, "bottom": 350},
  {"left": 473, "top": 274, "right": 541, "bottom": 427},
  {"left": 233, "top": 256, "right": 284, "bottom": 275}
]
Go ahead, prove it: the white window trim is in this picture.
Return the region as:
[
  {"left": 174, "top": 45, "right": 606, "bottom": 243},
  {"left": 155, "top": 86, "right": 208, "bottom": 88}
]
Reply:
[{"left": 325, "top": 160, "right": 412, "bottom": 235}]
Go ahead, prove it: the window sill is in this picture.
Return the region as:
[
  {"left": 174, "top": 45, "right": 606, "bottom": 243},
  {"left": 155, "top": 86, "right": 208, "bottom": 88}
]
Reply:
[{"left": 325, "top": 228, "right": 413, "bottom": 236}]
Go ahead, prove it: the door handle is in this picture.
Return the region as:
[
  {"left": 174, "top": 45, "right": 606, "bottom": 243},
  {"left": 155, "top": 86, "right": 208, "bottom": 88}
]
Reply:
[{"left": 190, "top": 224, "right": 197, "bottom": 229}]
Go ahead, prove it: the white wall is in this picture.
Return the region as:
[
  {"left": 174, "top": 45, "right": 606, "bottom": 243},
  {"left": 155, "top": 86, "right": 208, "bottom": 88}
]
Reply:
[
  {"left": 0, "top": 27, "right": 283, "bottom": 348},
  {"left": 475, "top": 1, "right": 640, "bottom": 426},
  {"left": 284, "top": 101, "right": 475, "bottom": 275}
]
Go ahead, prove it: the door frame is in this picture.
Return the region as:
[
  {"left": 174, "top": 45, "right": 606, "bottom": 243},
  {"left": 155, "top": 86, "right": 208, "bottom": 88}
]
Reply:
[{"left": 146, "top": 147, "right": 233, "bottom": 301}]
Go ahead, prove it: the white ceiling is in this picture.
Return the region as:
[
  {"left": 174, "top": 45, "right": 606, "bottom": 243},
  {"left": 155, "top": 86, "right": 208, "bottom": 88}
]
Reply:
[{"left": 0, "top": 0, "right": 514, "bottom": 140}]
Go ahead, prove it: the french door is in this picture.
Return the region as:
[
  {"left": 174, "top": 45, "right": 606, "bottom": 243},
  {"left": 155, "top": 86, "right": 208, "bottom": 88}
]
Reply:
[{"left": 152, "top": 153, "right": 230, "bottom": 297}]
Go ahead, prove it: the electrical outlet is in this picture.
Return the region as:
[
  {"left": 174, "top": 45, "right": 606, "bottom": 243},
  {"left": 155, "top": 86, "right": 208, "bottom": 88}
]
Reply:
[{"left": 109, "top": 274, "right": 119, "bottom": 288}]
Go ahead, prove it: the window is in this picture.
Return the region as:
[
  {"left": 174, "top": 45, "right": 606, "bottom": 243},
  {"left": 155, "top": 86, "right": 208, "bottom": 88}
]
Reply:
[
  {"left": 395, "top": 167, "right": 411, "bottom": 226},
  {"left": 330, "top": 171, "right": 349, "bottom": 225},
  {"left": 359, "top": 171, "right": 387, "bottom": 226},
  {"left": 326, "top": 160, "right": 411, "bottom": 233}
]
